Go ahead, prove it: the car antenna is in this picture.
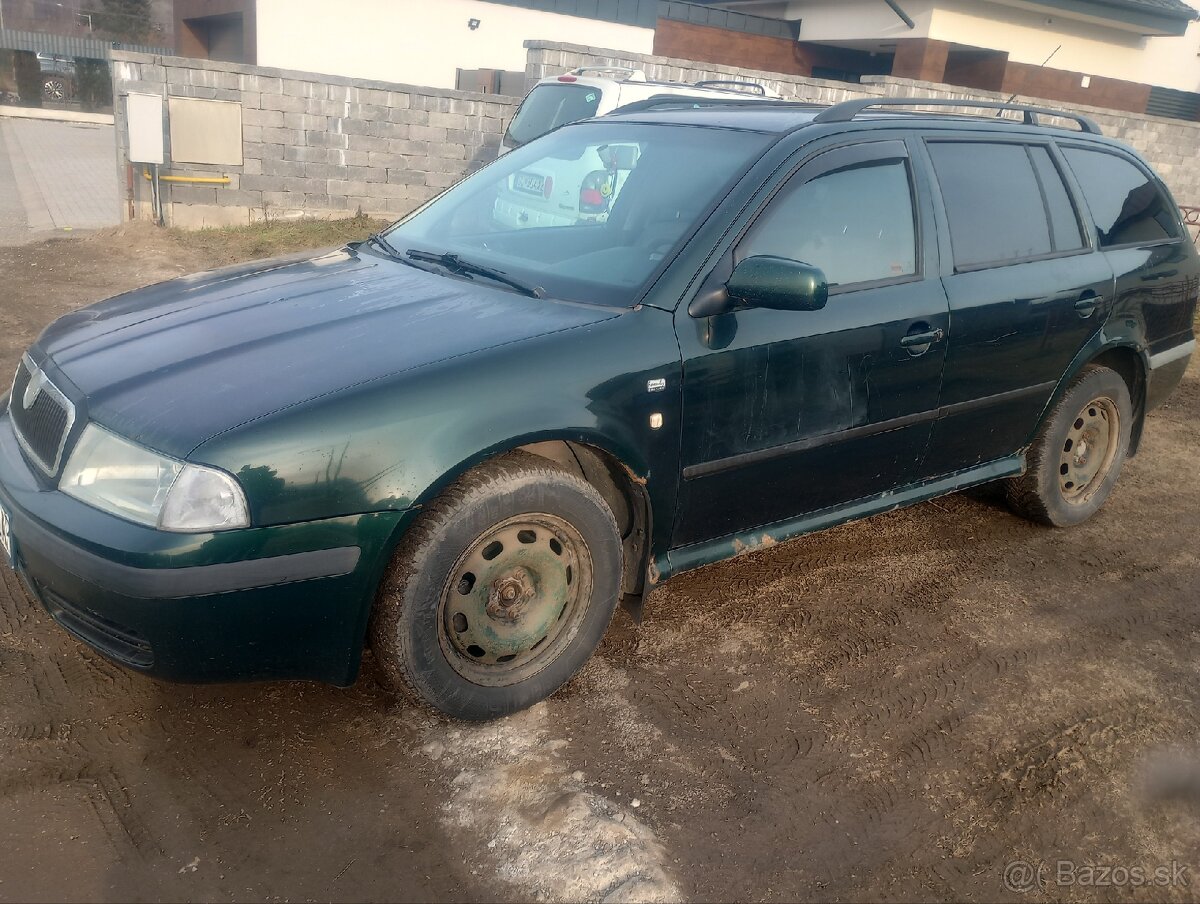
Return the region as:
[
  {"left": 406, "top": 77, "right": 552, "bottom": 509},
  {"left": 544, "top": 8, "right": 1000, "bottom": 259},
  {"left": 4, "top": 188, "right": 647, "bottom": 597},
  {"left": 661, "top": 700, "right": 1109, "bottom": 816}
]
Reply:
[{"left": 998, "top": 45, "right": 1061, "bottom": 112}]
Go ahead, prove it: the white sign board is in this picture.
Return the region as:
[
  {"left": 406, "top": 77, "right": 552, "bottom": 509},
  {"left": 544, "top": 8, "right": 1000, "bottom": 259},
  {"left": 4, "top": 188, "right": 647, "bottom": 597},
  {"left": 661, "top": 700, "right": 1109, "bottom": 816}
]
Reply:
[
  {"left": 126, "top": 93, "right": 164, "bottom": 165},
  {"left": 167, "top": 97, "right": 244, "bottom": 166}
]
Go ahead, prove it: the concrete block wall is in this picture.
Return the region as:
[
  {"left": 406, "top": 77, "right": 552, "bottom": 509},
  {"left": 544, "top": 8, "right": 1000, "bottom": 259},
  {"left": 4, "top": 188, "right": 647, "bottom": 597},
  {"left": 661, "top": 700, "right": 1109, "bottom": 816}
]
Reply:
[
  {"left": 111, "top": 51, "right": 519, "bottom": 228},
  {"left": 525, "top": 40, "right": 1200, "bottom": 206}
]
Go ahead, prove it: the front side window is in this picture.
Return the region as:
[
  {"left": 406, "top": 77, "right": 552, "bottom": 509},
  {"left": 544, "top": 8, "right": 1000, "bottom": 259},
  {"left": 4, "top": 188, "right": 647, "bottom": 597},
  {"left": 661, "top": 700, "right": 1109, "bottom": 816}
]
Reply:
[
  {"left": 929, "top": 142, "right": 1054, "bottom": 269},
  {"left": 739, "top": 158, "right": 917, "bottom": 289},
  {"left": 1061, "top": 147, "right": 1180, "bottom": 247},
  {"left": 384, "top": 122, "right": 773, "bottom": 306},
  {"left": 504, "top": 84, "right": 603, "bottom": 147}
]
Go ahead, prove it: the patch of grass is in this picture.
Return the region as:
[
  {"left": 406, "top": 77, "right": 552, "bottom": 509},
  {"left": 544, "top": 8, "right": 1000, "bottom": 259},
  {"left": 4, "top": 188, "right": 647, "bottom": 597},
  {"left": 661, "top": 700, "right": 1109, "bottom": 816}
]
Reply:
[{"left": 170, "top": 214, "right": 390, "bottom": 264}]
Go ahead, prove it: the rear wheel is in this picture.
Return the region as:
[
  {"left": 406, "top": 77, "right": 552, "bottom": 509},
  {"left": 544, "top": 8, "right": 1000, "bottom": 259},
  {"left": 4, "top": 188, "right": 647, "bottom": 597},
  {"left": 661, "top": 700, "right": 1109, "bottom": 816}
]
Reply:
[
  {"left": 1006, "top": 365, "right": 1132, "bottom": 527},
  {"left": 371, "top": 451, "right": 622, "bottom": 720}
]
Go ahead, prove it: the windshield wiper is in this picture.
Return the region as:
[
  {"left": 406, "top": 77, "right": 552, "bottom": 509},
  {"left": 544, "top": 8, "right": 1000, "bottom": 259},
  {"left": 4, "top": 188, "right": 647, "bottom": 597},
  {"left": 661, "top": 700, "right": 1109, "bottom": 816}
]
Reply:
[
  {"left": 405, "top": 249, "right": 546, "bottom": 299},
  {"left": 366, "top": 231, "right": 404, "bottom": 260}
]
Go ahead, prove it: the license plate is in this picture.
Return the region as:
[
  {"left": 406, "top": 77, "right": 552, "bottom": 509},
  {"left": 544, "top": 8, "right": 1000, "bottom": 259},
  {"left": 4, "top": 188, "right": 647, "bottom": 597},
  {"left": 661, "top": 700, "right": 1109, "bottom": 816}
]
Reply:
[
  {"left": 513, "top": 171, "right": 546, "bottom": 196},
  {"left": 0, "top": 504, "right": 12, "bottom": 569}
]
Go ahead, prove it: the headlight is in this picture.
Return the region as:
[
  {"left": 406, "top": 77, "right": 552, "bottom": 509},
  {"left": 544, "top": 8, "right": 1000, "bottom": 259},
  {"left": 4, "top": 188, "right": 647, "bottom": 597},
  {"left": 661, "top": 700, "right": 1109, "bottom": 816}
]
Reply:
[{"left": 60, "top": 424, "right": 250, "bottom": 532}]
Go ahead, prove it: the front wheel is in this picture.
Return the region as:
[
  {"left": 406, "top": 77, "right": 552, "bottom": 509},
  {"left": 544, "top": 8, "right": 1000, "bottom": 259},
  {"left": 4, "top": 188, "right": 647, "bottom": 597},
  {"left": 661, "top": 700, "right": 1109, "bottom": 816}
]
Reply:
[
  {"left": 1006, "top": 364, "right": 1133, "bottom": 527},
  {"left": 370, "top": 451, "right": 622, "bottom": 720}
]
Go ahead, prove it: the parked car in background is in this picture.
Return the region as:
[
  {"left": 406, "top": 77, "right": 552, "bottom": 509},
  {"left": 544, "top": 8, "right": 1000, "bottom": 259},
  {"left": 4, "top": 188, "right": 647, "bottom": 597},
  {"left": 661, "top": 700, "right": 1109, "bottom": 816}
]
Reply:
[
  {"left": 1, "top": 97, "right": 1195, "bottom": 721},
  {"left": 501, "top": 67, "right": 778, "bottom": 151},
  {"left": 37, "top": 53, "right": 75, "bottom": 102},
  {"left": 496, "top": 68, "right": 776, "bottom": 227}
]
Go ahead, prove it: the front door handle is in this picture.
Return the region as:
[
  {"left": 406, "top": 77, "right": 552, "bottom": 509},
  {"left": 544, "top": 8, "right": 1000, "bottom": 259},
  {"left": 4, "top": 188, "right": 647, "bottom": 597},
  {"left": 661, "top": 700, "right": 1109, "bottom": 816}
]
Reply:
[{"left": 900, "top": 327, "right": 945, "bottom": 351}]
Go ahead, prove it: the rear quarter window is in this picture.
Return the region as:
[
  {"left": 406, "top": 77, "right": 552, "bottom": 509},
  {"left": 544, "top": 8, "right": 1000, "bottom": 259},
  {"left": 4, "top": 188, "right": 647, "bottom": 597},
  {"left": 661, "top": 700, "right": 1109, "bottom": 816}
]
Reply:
[{"left": 1060, "top": 147, "right": 1180, "bottom": 247}]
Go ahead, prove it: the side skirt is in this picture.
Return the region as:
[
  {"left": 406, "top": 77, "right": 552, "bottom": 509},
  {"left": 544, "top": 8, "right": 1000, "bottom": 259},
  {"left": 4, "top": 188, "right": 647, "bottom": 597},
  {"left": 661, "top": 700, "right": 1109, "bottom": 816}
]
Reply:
[{"left": 652, "top": 455, "right": 1024, "bottom": 584}]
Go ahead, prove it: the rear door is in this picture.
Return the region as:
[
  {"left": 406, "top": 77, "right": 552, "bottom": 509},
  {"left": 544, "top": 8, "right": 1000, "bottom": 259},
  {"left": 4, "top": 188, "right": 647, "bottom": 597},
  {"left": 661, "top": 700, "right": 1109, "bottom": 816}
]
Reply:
[{"left": 918, "top": 137, "right": 1114, "bottom": 476}]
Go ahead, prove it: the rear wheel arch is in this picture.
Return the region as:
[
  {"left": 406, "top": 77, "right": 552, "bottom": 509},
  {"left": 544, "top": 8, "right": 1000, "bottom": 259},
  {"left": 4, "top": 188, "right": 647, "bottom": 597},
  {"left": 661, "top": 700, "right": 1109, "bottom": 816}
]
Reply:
[
  {"left": 1035, "top": 342, "right": 1147, "bottom": 458},
  {"left": 1086, "top": 346, "right": 1147, "bottom": 455}
]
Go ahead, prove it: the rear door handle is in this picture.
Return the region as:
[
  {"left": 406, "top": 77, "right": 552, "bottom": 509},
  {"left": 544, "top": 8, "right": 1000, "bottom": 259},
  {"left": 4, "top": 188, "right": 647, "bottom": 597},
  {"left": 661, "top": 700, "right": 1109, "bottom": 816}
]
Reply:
[
  {"left": 900, "top": 327, "right": 945, "bottom": 349},
  {"left": 1074, "top": 297, "right": 1101, "bottom": 318}
]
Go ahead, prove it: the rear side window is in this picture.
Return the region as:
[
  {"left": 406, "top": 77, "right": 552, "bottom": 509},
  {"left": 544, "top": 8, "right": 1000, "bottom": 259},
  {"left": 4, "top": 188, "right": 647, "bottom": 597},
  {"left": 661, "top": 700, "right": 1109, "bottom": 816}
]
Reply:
[
  {"left": 505, "top": 84, "right": 602, "bottom": 147},
  {"left": 1028, "top": 146, "right": 1084, "bottom": 252},
  {"left": 740, "top": 159, "right": 917, "bottom": 288},
  {"left": 928, "top": 142, "right": 1055, "bottom": 269},
  {"left": 1061, "top": 147, "right": 1180, "bottom": 247}
]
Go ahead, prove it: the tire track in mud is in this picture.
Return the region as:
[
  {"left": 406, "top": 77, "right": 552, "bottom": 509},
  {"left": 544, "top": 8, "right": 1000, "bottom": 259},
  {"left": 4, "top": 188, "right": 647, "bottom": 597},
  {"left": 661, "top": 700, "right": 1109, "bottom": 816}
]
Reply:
[{"left": 598, "top": 406, "right": 1200, "bottom": 898}]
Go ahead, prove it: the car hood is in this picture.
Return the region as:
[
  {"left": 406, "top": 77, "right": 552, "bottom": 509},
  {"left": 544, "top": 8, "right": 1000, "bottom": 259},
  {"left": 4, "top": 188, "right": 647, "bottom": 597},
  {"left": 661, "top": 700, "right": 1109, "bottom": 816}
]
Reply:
[{"left": 35, "top": 246, "right": 620, "bottom": 457}]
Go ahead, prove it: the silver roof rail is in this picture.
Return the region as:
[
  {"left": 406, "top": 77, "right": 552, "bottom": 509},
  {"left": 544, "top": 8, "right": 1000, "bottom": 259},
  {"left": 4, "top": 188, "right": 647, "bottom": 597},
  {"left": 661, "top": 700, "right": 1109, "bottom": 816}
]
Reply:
[
  {"left": 569, "top": 66, "right": 647, "bottom": 82},
  {"left": 812, "top": 97, "right": 1102, "bottom": 134},
  {"left": 694, "top": 79, "right": 768, "bottom": 96}
]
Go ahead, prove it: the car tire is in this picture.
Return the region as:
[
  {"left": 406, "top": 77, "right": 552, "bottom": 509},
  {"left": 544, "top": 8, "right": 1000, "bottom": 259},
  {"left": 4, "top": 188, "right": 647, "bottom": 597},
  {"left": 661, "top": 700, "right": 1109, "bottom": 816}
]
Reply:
[
  {"left": 370, "top": 450, "right": 622, "bottom": 720},
  {"left": 1006, "top": 364, "right": 1133, "bottom": 527}
]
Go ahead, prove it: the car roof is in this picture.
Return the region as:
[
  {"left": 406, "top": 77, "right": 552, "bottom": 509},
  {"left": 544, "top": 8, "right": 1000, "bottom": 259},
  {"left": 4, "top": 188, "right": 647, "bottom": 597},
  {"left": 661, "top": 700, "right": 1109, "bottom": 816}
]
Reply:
[
  {"left": 601, "top": 97, "right": 1109, "bottom": 142},
  {"left": 602, "top": 105, "right": 825, "bottom": 133}
]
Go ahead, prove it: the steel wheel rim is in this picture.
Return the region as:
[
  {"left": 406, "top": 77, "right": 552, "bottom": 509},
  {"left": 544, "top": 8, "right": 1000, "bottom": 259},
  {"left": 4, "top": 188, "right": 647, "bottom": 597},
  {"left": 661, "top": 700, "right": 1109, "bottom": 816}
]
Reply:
[
  {"left": 437, "top": 513, "right": 592, "bottom": 686},
  {"left": 1059, "top": 396, "right": 1120, "bottom": 503}
]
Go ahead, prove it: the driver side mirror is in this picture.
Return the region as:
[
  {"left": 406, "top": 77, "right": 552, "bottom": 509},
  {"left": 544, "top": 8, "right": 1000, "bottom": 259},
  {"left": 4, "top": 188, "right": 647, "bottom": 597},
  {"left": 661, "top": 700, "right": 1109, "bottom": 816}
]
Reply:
[{"left": 690, "top": 255, "right": 829, "bottom": 317}]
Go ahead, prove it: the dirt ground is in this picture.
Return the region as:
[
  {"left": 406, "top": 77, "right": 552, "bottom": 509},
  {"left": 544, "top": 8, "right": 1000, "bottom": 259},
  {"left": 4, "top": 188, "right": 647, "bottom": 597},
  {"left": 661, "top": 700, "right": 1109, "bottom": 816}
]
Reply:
[{"left": 1, "top": 223, "right": 1198, "bottom": 903}]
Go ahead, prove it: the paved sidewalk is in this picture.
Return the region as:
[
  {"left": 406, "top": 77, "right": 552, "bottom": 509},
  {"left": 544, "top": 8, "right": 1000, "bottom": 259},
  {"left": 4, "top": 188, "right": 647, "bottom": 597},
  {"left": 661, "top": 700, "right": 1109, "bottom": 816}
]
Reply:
[
  {"left": 0, "top": 128, "right": 28, "bottom": 246},
  {"left": 0, "top": 118, "right": 119, "bottom": 244}
]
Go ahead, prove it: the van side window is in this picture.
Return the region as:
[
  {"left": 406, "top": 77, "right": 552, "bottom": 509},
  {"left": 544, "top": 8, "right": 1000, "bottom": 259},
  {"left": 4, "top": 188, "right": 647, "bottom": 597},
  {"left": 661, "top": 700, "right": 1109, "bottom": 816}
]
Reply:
[
  {"left": 1061, "top": 147, "right": 1180, "bottom": 247},
  {"left": 740, "top": 159, "right": 917, "bottom": 288},
  {"left": 928, "top": 142, "right": 1054, "bottom": 269},
  {"left": 1028, "top": 146, "right": 1084, "bottom": 252}
]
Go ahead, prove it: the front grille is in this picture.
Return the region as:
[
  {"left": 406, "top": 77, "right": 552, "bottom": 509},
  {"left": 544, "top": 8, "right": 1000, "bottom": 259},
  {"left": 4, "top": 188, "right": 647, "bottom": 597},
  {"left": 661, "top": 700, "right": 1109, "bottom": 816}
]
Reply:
[
  {"left": 39, "top": 583, "right": 155, "bottom": 669},
  {"left": 10, "top": 356, "right": 75, "bottom": 475}
]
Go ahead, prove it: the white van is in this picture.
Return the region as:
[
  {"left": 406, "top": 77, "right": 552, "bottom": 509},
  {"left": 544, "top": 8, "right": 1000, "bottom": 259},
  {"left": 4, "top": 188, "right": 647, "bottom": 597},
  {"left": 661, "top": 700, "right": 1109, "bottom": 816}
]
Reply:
[{"left": 494, "top": 68, "right": 777, "bottom": 228}]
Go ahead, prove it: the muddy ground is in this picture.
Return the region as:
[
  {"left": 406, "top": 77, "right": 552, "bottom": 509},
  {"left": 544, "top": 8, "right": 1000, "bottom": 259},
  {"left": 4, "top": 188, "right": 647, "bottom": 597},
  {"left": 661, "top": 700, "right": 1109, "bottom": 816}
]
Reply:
[{"left": 1, "top": 224, "right": 1198, "bottom": 903}]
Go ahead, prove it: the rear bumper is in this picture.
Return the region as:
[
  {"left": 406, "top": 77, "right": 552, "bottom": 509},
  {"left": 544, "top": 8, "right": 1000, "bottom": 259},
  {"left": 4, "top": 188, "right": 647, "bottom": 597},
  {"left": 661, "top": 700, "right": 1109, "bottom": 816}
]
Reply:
[
  {"left": 0, "top": 410, "right": 410, "bottom": 685},
  {"left": 1146, "top": 338, "right": 1194, "bottom": 411}
]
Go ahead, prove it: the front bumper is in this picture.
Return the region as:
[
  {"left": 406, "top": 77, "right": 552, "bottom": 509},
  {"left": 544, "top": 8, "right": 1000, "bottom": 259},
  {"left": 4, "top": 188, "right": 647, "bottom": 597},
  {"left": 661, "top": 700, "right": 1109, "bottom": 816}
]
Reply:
[{"left": 0, "top": 410, "right": 411, "bottom": 685}]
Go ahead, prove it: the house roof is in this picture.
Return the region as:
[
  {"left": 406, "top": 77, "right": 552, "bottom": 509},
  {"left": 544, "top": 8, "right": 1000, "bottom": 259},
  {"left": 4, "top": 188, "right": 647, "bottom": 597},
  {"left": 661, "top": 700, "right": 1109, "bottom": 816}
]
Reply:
[
  {"left": 691, "top": 0, "right": 1199, "bottom": 33},
  {"left": 1091, "top": 0, "right": 1199, "bottom": 20},
  {"left": 1025, "top": 0, "right": 1199, "bottom": 35}
]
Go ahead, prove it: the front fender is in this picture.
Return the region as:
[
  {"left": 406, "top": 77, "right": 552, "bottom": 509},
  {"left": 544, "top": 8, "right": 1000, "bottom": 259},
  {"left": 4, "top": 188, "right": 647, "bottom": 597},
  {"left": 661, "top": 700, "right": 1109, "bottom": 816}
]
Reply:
[{"left": 191, "top": 306, "right": 683, "bottom": 549}]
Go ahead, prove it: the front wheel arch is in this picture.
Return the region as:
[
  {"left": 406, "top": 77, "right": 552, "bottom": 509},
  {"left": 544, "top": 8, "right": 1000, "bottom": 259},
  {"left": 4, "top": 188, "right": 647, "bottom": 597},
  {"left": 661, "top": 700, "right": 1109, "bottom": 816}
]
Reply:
[{"left": 375, "top": 434, "right": 654, "bottom": 623}]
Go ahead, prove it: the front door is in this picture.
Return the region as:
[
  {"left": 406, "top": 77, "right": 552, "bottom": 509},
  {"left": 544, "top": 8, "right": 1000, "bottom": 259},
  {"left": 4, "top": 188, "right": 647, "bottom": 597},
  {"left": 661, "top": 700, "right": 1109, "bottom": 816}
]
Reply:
[{"left": 673, "top": 139, "right": 950, "bottom": 548}]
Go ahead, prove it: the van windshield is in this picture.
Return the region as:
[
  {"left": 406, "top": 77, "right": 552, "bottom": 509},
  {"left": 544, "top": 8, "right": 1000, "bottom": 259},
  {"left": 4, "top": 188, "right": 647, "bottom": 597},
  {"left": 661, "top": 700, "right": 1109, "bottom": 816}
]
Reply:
[
  {"left": 382, "top": 121, "right": 772, "bottom": 307},
  {"left": 504, "top": 84, "right": 603, "bottom": 147}
]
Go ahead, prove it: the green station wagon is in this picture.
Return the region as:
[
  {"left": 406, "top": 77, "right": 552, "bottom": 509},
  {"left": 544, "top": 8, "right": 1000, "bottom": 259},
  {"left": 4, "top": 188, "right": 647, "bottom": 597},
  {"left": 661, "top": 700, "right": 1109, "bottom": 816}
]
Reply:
[{"left": 1, "top": 98, "right": 1196, "bottom": 719}]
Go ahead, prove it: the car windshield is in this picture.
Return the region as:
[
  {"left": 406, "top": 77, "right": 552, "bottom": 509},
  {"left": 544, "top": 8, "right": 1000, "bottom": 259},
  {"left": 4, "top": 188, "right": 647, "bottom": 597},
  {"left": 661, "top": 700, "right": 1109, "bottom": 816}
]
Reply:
[
  {"left": 504, "top": 84, "right": 603, "bottom": 147},
  {"left": 382, "top": 122, "right": 772, "bottom": 306}
]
